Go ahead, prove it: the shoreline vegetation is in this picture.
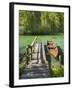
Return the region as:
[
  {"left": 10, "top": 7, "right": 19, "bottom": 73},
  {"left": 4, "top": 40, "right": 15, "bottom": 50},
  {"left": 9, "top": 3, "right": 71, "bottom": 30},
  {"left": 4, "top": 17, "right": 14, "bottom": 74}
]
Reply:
[{"left": 19, "top": 11, "right": 64, "bottom": 35}]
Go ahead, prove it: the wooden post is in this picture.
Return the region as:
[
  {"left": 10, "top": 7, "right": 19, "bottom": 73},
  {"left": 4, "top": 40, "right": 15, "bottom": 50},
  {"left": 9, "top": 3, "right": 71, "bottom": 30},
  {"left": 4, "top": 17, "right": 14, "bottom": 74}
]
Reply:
[
  {"left": 27, "top": 46, "right": 31, "bottom": 65},
  {"left": 26, "top": 46, "right": 31, "bottom": 64},
  {"left": 40, "top": 42, "right": 45, "bottom": 64},
  {"left": 26, "top": 47, "right": 29, "bottom": 65},
  {"left": 31, "top": 46, "right": 32, "bottom": 60}
]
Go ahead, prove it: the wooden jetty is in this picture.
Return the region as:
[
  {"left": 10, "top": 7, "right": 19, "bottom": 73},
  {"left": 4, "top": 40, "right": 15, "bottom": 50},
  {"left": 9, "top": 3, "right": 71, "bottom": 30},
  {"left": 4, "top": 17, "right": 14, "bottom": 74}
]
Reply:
[
  {"left": 19, "top": 43, "right": 50, "bottom": 79},
  {"left": 19, "top": 38, "right": 64, "bottom": 79}
]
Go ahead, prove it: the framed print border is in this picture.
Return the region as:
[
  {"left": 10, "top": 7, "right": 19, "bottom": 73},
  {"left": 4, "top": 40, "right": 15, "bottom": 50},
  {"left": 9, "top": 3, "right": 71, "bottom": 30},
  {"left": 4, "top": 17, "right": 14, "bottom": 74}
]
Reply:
[{"left": 9, "top": 2, "right": 70, "bottom": 88}]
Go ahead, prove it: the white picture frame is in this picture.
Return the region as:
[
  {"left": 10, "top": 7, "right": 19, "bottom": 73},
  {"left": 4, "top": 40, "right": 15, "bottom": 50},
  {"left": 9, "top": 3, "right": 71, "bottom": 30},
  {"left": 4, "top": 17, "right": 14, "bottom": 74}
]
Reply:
[{"left": 9, "top": 2, "right": 70, "bottom": 87}]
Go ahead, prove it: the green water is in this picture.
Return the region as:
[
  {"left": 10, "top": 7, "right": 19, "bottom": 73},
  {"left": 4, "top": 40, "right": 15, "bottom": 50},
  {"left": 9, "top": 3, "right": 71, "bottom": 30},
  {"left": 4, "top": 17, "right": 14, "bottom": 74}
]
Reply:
[
  {"left": 19, "top": 35, "right": 64, "bottom": 51},
  {"left": 19, "top": 36, "right": 35, "bottom": 47}
]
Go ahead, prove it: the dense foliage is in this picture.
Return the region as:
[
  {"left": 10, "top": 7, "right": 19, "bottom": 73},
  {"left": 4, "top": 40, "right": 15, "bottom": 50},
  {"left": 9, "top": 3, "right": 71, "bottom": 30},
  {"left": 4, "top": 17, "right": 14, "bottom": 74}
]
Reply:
[
  {"left": 19, "top": 10, "right": 64, "bottom": 35},
  {"left": 51, "top": 66, "right": 64, "bottom": 77}
]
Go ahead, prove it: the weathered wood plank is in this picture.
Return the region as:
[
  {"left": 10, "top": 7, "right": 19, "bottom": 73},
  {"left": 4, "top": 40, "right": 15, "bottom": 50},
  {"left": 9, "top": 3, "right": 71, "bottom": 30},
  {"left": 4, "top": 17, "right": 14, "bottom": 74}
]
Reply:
[{"left": 41, "top": 43, "right": 48, "bottom": 64}]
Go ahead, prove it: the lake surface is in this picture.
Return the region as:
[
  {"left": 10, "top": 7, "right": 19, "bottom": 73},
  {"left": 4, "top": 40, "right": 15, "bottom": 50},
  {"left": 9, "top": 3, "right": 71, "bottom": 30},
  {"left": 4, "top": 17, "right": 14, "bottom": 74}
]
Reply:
[{"left": 19, "top": 35, "right": 64, "bottom": 51}]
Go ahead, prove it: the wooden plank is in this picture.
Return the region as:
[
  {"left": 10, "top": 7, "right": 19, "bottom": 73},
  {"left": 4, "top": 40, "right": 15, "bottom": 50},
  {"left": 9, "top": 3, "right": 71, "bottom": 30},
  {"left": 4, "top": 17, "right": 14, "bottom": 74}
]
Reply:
[
  {"left": 42, "top": 44, "right": 48, "bottom": 64},
  {"left": 32, "top": 43, "right": 39, "bottom": 60},
  {"left": 40, "top": 43, "right": 48, "bottom": 64}
]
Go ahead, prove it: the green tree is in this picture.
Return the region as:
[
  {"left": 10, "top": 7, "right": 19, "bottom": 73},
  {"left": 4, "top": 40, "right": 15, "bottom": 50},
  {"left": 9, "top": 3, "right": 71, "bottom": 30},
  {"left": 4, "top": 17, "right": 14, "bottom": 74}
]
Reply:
[{"left": 19, "top": 10, "right": 64, "bottom": 35}]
